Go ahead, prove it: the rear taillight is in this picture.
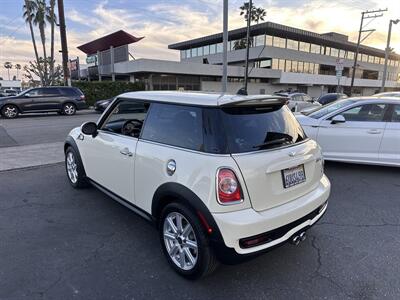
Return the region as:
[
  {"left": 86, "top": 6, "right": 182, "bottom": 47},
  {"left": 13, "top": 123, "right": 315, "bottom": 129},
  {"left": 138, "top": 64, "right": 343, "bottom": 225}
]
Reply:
[
  {"left": 80, "top": 95, "right": 86, "bottom": 101},
  {"left": 217, "top": 168, "right": 243, "bottom": 205}
]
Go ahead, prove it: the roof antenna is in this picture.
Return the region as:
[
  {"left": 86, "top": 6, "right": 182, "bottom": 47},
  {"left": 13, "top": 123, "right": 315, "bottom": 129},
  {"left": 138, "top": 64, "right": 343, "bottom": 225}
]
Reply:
[{"left": 238, "top": 0, "right": 252, "bottom": 96}]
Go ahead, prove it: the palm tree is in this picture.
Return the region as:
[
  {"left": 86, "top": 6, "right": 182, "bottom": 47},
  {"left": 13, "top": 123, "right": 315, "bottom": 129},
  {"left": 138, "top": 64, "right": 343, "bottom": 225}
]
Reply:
[
  {"left": 4, "top": 62, "right": 13, "bottom": 80},
  {"left": 46, "top": 0, "right": 56, "bottom": 84},
  {"left": 32, "top": 0, "right": 48, "bottom": 84},
  {"left": 23, "top": 0, "right": 44, "bottom": 85},
  {"left": 254, "top": 7, "right": 266, "bottom": 24},
  {"left": 15, "top": 64, "right": 22, "bottom": 79}
]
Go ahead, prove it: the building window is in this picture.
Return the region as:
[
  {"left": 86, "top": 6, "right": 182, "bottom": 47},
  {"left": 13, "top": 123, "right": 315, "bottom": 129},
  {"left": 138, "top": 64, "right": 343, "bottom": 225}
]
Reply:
[
  {"left": 310, "top": 44, "right": 321, "bottom": 54},
  {"left": 330, "top": 48, "right": 339, "bottom": 57},
  {"left": 347, "top": 51, "right": 354, "bottom": 60},
  {"left": 216, "top": 43, "right": 223, "bottom": 53},
  {"left": 209, "top": 44, "right": 216, "bottom": 55},
  {"left": 338, "top": 49, "right": 346, "bottom": 58},
  {"left": 297, "top": 61, "right": 304, "bottom": 73},
  {"left": 314, "top": 63, "right": 320, "bottom": 74},
  {"left": 254, "top": 34, "right": 265, "bottom": 47},
  {"left": 299, "top": 42, "right": 310, "bottom": 52},
  {"left": 374, "top": 56, "right": 380, "bottom": 64},
  {"left": 361, "top": 54, "right": 368, "bottom": 62},
  {"left": 186, "top": 49, "right": 191, "bottom": 58},
  {"left": 203, "top": 45, "right": 210, "bottom": 55},
  {"left": 285, "top": 60, "right": 292, "bottom": 72},
  {"left": 324, "top": 47, "right": 331, "bottom": 56},
  {"left": 272, "top": 59, "right": 279, "bottom": 70},
  {"left": 273, "top": 37, "right": 286, "bottom": 48},
  {"left": 286, "top": 39, "right": 299, "bottom": 50},
  {"left": 368, "top": 55, "right": 374, "bottom": 63},
  {"left": 191, "top": 48, "right": 197, "bottom": 57},
  {"left": 181, "top": 50, "right": 186, "bottom": 60},
  {"left": 266, "top": 35, "right": 273, "bottom": 46},
  {"left": 197, "top": 47, "right": 203, "bottom": 57},
  {"left": 278, "top": 59, "right": 285, "bottom": 71}
]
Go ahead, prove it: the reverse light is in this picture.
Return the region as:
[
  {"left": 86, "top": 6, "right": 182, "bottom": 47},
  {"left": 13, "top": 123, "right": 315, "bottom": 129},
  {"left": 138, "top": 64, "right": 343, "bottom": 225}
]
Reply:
[{"left": 217, "top": 168, "right": 243, "bottom": 205}]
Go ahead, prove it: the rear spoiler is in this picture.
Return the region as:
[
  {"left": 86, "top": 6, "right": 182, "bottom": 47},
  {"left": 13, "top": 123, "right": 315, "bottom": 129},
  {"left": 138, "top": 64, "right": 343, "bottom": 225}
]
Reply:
[{"left": 218, "top": 96, "right": 289, "bottom": 107}]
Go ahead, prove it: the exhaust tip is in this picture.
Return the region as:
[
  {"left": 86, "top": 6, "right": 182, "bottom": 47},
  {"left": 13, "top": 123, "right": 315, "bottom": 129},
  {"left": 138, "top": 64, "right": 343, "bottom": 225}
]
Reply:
[{"left": 291, "top": 231, "right": 306, "bottom": 245}]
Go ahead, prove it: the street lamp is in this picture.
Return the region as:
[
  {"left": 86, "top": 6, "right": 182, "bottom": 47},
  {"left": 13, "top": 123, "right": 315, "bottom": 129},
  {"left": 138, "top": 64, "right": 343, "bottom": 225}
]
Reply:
[{"left": 381, "top": 19, "right": 400, "bottom": 92}]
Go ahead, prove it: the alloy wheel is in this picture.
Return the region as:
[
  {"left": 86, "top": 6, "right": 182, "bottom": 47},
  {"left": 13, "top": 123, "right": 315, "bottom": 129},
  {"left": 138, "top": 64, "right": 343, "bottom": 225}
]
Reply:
[
  {"left": 163, "top": 212, "right": 198, "bottom": 271},
  {"left": 64, "top": 104, "right": 75, "bottom": 115},
  {"left": 66, "top": 151, "right": 78, "bottom": 183},
  {"left": 4, "top": 106, "right": 17, "bottom": 118}
]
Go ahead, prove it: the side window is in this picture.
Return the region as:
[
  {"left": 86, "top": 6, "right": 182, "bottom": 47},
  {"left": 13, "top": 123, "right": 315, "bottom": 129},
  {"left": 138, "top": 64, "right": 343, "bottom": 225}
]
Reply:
[
  {"left": 340, "top": 104, "right": 388, "bottom": 122},
  {"left": 60, "top": 88, "right": 80, "bottom": 96},
  {"left": 101, "top": 100, "right": 149, "bottom": 138},
  {"left": 28, "top": 88, "right": 45, "bottom": 96},
  {"left": 303, "top": 95, "right": 312, "bottom": 102},
  {"left": 141, "top": 103, "right": 204, "bottom": 151},
  {"left": 293, "top": 95, "right": 303, "bottom": 101},
  {"left": 392, "top": 105, "right": 400, "bottom": 122}
]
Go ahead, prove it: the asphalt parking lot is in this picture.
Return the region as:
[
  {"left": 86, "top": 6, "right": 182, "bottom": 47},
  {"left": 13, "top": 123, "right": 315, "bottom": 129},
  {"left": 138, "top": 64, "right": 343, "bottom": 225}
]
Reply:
[{"left": 1, "top": 160, "right": 399, "bottom": 299}]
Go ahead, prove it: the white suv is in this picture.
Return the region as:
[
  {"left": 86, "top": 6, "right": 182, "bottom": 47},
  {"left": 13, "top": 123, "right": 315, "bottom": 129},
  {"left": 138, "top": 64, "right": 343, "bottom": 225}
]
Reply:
[{"left": 64, "top": 91, "right": 330, "bottom": 279}]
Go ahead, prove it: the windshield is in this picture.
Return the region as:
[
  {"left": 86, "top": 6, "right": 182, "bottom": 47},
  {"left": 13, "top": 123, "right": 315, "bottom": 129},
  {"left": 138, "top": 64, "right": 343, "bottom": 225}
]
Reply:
[
  {"left": 305, "top": 99, "right": 355, "bottom": 119},
  {"left": 220, "top": 105, "right": 306, "bottom": 153}
]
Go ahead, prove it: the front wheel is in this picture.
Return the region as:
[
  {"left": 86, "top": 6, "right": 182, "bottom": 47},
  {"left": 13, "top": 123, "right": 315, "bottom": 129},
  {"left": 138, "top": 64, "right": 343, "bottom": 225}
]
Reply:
[
  {"left": 160, "top": 203, "right": 218, "bottom": 279},
  {"left": 62, "top": 103, "right": 76, "bottom": 116},
  {"left": 1, "top": 104, "right": 19, "bottom": 119},
  {"left": 65, "top": 147, "right": 89, "bottom": 188}
]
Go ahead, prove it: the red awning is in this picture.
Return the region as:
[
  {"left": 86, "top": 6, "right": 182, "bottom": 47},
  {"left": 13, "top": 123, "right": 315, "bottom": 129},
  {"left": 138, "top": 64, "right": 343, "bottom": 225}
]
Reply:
[{"left": 77, "top": 30, "right": 144, "bottom": 55}]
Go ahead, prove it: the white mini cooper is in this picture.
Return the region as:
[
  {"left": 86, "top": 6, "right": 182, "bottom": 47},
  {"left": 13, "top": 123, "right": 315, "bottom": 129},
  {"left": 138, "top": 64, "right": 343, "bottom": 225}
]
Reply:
[{"left": 64, "top": 91, "right": 330, "bottom": 279}]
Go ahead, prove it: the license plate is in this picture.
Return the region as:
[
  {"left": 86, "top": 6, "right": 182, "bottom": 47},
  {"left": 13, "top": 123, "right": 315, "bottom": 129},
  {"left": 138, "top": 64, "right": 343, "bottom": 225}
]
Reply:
[{"left": 282, "top": 165, "right": 306, "bottom": 188}]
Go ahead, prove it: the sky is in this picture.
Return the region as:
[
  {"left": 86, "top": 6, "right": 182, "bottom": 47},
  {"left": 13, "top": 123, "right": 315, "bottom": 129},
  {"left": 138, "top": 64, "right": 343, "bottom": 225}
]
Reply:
[{"left": 0, "top": 0, "right": 399, "bottom": 79}]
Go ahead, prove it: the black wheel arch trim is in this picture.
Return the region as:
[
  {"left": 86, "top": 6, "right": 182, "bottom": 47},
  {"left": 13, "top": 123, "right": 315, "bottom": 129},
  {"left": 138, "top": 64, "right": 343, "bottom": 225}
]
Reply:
[
  {"left": 64, "top": 136, "right": 87, "bottom": 178},
  {"left": 152, "top": 182, "right": 224, "bottom": 244}
]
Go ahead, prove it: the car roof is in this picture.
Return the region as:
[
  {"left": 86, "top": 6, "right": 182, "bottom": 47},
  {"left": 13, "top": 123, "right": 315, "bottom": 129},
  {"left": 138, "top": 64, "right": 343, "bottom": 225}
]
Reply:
[
  {"left": 374, "top": 92, "right": 400, "bottom": 96},
  {"left": 337, "top": 96, "right": 399, "bottom": 104},
  {"left": 118, "top": 91, "right": 287, "bottom": 107}
]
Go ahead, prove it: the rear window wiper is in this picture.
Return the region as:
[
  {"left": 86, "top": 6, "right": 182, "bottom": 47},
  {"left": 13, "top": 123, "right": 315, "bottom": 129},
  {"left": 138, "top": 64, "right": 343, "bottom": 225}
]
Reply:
[{"left": 252, "top": 137, "right": 293, "bottom": 149}]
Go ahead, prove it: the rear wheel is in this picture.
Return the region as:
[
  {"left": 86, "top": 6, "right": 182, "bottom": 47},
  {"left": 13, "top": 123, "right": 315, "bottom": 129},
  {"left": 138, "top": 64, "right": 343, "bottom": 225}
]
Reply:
[
  {"left": 159, "top": 203, "right": 218, "bottom": 279},
  {"left": 1, "top": 104, "right": 19, "bottom": 119},
  {"left": 65, "top": 147, "right": 88, "bottom": 188},
  {"left": 62, "top": 103, "right": 76, "bottom": 116}
]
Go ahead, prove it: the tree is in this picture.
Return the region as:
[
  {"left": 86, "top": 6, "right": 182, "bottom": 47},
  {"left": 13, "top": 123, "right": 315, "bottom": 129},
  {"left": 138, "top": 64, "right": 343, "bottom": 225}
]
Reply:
[
  {"left": 46, "top": 0, "right": 56, "bottom": 83},
  {"left": 23, "top": 0, "right": 43, "bottom": 85},
  {"left": 15, "top": 64, "right": 22, "bottom": 79},
  {"left": 32, "top": 0, "right": 48, "bottom": 82},
  {"left": 239, "top": 2, "right": 266, "bottom": 24},
  {"left": 4, "top": 62, "right": 12, "bottom": 80},
  {"left": 233, "top": 38, "right": 253, "bottom": 50},
  {"left": 24, "top": 60, "right": 63, "bottom": 85}
]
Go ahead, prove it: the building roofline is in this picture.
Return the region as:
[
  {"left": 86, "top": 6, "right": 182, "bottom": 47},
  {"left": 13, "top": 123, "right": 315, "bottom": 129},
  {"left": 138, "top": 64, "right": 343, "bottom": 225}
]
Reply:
[{"left": 168, "top": 21, "right": 399, "bottom": 60}]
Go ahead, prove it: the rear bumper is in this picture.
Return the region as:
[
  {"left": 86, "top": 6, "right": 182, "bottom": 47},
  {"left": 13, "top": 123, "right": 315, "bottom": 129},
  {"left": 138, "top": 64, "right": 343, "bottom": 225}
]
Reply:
[
  {"left": 76, "top": 101, "right": 88, "bottom": 110},
  {"left": 212, "top": 174, "right": 330, "bottom": 255}
]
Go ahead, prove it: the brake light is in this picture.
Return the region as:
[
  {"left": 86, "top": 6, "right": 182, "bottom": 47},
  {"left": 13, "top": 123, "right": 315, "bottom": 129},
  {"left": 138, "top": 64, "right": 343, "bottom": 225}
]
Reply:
[
  {"left": 217, "top": 168, "right": 243, "bottom": 204},
  {"left": 80, "top": 95, "right": 86, "bottom": 101}
]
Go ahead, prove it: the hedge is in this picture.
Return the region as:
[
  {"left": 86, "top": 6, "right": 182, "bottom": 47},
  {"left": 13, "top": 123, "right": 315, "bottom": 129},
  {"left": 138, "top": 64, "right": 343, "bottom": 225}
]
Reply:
[{"left": 72, "top": 81, "right": 145, "bottom": 106}]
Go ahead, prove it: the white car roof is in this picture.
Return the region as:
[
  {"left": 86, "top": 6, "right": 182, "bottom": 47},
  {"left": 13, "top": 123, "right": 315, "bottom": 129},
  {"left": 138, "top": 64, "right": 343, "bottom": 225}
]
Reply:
[{"left": 118, "top": 91, "right": 287, "bottom": 107}]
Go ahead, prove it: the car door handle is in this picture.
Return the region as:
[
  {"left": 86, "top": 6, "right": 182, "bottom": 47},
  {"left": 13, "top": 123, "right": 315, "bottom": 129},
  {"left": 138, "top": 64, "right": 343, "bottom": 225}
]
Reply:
[
  {"left": 120, "top": 148, "right": 133, "bottom": 157},
  {"left": 367, "top": 129, "right": 381, "bottom": 134}
]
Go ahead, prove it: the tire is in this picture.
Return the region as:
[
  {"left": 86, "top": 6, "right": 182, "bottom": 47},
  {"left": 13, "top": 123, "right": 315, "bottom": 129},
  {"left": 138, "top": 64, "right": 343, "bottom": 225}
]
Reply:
[
  {"left": 62, "top": 103, "right": 76, "bottom": 116},
  {"left": 159, "top": 202, "right": 219, "bottom": 279},
  {"left": 1, "top": 104, "right": 19, "bottom": 119},
  {"left": 65, "top": 146, "right": 89, "bottom": 188}
]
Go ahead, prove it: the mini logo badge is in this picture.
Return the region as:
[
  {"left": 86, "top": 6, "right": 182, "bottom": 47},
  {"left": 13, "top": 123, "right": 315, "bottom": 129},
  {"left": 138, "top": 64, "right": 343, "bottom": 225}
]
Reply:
[{"left": 289, "top": 152, "right": 296, "bottom": 157}]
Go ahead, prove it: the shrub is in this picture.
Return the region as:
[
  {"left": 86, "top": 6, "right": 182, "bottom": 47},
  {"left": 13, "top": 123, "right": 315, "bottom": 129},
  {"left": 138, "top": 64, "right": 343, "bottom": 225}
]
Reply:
[{"left": 72, "top": 81, "right": 145, "bottom": 106}]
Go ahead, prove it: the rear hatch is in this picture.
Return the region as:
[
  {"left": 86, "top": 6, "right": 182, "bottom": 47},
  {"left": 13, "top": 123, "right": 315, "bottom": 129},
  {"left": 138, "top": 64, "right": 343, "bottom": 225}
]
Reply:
[{"left": 219, "top": 103, "right": 323, "bottom": 212}]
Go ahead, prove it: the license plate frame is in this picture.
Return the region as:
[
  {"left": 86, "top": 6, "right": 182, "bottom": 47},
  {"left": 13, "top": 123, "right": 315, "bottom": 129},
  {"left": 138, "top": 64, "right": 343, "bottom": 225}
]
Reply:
[{"left": 281, "top": 164, "right": 306, "bottom": 188}]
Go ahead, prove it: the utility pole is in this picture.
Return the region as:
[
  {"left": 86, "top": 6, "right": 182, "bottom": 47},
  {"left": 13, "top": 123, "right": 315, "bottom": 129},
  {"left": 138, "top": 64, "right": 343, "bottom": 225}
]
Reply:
[
  {"left": 350, "top": 8, "right": 386, "bottom": 96},
  {"left": 222, "top": 0, "right": 228, "bottom": 94},
  {"left": 243, "top": 0, "right": 252, "bottom": 95},
  {"left": 57, "top": 0, "right": 70, "bottom": 86},
  {"left": 381, "top": 19, "right": 399, "bottom": 92}
]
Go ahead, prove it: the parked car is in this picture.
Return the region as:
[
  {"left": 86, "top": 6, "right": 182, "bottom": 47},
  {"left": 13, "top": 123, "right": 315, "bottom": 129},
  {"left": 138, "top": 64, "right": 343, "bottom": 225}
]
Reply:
[
  {"left": 1, "top": 89, "right": 19, "bottom": 97},
  {"left": 94, "top": 98, "right": 113, "bottom": 112},
  {"left": 296, "top": 97, "right": 400, "bottom": 167},
  {"left": 374, "top": 91, "right": 400, "bottom": 98},
  {"left": 317, "top": 93, "right": 348, "bottom": 105},
  {"left": 64, "top": 91, "right": 330, "bottom": 279},
  {"left": 274, "top": 92, "right": 321, "bottom": 112},
  {"left": 0, "top": 86, "right": 87, "bottom": 118}
]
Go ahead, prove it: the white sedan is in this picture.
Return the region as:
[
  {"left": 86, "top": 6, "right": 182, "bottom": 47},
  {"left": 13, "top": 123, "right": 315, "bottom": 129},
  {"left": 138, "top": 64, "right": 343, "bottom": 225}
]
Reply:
[{"left": 296, "top": 97, "right": 400, "bottom": 167}]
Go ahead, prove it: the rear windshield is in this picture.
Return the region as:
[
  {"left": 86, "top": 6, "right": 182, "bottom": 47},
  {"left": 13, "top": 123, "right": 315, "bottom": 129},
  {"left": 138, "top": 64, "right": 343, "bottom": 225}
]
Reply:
[
  {"left": 219, "top": 105, "right": 306, "bottom": 153},
  {"left": 305, "top": 99, "right": 355, "bottom": 119},
  {"left": 60, "top": 87, "right": 83, "bottom": 96}
]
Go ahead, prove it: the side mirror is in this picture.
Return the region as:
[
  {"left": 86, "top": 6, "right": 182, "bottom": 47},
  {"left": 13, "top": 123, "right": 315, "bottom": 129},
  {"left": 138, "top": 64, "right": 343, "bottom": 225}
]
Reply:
[
  {"left": 331, "top": 115, "right": 346, "bottom": 124},
  {"left": 81, "top": 122, "right": 98, "bottom": 136}
]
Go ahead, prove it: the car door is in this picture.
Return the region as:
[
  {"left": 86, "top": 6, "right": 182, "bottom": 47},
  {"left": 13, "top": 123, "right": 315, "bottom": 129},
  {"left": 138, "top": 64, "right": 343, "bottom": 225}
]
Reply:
[
  {"left": 77, "top": 99, "right": 149, "bottom": 203},
  {"left": 24, "top": 88, "right": 59, "bottom": 111},
  {"left": 316, "top": 103, "right": 389, "bottom": 162},
  {"left": 379, "top": 104, "right": 400, "bottom": 165}
]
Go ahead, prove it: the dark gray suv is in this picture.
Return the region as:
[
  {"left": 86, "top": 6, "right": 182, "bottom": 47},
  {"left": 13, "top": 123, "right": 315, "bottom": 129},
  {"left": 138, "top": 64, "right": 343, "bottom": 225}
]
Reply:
[{"left": 0, "top": 86, "right": 87, "bottom": 118}]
